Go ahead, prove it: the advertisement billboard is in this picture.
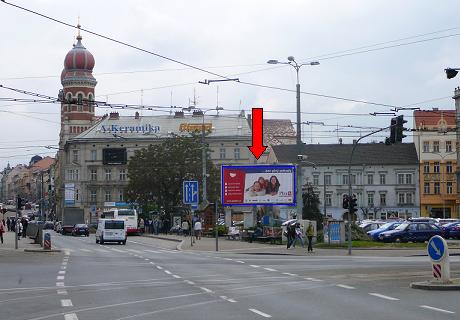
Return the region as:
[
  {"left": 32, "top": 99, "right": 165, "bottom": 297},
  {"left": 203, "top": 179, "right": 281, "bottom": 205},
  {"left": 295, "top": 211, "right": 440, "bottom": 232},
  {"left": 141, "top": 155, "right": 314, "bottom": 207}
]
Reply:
[
  {"left": 221, "top": 165, "right": 296, "bottom": 206},
  {"left": 64, "top": 183, "right": 75, "bottom": 205}
]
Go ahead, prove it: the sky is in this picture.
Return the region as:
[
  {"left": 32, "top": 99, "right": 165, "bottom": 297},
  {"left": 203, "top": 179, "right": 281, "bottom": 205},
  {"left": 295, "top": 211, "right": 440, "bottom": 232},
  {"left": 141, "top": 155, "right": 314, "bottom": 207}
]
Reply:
[{"left": 1, "top": 0, "right": 460, "bottom": 170}]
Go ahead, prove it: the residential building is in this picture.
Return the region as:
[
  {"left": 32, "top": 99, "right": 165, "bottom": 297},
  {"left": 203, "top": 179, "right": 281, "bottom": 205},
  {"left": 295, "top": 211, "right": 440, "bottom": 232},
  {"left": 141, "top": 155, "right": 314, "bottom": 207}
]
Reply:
[{"left": 413, "top": 109, "right": 457, "bottom": 218}]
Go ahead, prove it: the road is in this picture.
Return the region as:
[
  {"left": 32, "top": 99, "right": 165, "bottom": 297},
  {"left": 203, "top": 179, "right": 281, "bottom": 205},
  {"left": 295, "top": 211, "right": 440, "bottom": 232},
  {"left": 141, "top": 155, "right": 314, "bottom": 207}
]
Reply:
[{"left": 0, "top": 232, "right": 459, "bottom": 320}]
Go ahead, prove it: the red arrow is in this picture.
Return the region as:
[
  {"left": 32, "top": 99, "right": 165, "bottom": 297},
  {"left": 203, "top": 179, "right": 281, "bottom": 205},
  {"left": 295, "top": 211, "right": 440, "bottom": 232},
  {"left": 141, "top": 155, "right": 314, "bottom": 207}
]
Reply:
[{"left": 248, "top": 107, "right": 267, "bottom": 160}]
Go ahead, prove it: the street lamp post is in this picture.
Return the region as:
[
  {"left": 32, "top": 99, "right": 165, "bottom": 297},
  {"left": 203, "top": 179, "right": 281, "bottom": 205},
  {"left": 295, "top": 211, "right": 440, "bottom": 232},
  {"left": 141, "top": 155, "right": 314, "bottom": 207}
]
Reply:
[{"left": 267, "top": 57, "right": 319, "bottom": 218}]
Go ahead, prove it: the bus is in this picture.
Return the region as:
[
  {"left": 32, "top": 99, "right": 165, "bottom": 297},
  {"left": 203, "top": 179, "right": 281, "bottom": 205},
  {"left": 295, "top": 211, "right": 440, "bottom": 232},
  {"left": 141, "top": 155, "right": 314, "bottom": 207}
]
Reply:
[{"left": 102, "top": 208, "right": 139, "bottom": 235}]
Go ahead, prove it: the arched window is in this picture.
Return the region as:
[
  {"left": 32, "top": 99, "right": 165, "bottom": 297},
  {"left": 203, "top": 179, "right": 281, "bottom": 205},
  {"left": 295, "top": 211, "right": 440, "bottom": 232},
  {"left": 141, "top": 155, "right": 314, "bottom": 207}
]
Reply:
[
  {"left": 77, "top": 93, "right": 83, "bottom": 111},
  {"left": 66, "top": 92, "right": 72, "bottom": 103}
]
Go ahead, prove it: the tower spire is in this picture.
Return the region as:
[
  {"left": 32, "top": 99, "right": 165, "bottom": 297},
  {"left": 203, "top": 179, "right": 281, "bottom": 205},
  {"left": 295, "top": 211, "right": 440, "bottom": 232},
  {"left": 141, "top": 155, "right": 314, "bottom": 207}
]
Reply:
[{"left": 76, "top": 16, "right": 82, "bottom": 41}]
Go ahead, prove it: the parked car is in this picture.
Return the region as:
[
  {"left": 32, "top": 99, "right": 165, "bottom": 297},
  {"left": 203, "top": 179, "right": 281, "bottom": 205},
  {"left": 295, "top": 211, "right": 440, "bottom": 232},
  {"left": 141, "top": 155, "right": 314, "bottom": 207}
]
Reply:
[
  {"left": 367, "top": 221, "right": 404, "bottom": 241},
  {"left": 72, "top": 224, "right": 89, "bottom": 237},
  {"left": 61, "top": 225, "right": 74, "bottom": 235},
  {"left": 379, "top": 222, "right": 443, "bottom": 243},
  {"left": 441, "top": 222, "right": 460, "bottom": 239},
  {"left": 43, "top": 221, "right": 55, "bottom": 230},
  {"left": 359, "top": 221, "right": 386, "bottom": 233},
  {"left": 407, "top": 217, "right": 439, "bottom": 224}
]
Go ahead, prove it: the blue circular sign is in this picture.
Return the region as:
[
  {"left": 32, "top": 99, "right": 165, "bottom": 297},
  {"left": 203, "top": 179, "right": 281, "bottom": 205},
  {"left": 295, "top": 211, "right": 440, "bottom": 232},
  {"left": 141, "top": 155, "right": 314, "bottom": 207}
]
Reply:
[{"left": 427, "top": 236, "right": 446, "bottom": 262}]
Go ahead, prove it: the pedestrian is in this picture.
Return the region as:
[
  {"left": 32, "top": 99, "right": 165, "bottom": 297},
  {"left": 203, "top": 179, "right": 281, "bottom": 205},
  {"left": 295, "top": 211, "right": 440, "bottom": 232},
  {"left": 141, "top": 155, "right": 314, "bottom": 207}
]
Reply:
[
  {"left": 181, "top": 220, "right": 189, "bottom": 237},
  {"left": 194, "top": 218, "right": 202, "bottom": 240},
  {"left": 292, "top": 223, "right": 304, "bottom": 248},
  {"left": 286, "top": 223, "right": 296, "bottom": 249},
  {"left": 17, "top": 219, "right": 23, "bottom": 241},
  {"left": 10, "top": 218, "right": 16, "bottom": 234},
  {"left": 22, "top": 217, "right": 28, "bottom": 238},
  {"left": 306, "top": 222, "right": 315, "bottom": 253},
  {"left": 138, "top": 218, "right": 145, "bottom": 234},
  {"left": 148, "top": 218, "right": 153, "bottom": 234},
  {"left": 6, "top": 218, "right": 11, "bottom": 232},
  {"left": 0, "top": 220, "right": 5, "bottom": 244}
]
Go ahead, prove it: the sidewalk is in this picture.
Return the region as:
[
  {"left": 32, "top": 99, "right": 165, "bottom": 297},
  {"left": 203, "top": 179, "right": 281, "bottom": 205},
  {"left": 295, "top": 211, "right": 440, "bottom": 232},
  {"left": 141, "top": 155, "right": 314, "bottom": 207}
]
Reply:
[{"left": 0, "top": 231, "right": 42, "bottom": 253}]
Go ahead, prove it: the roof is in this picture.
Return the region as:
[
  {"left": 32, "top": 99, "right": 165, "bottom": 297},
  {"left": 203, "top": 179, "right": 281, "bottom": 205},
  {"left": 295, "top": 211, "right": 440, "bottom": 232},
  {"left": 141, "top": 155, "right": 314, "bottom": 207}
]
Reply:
[
  {"left": 414, "top": 110, "right": 456, "bottom": 127},
  {"left": 272, "top": 143, "right": 418, "bottom": 166},
  {"left": 30, "top": 156, "right": 55, "bottom": 172},
  {"left": 71, "top": 113, "right": 251, "bottom": 142},
  {"left": 263, "top": 119, "right": 296, "bottom": 145}
]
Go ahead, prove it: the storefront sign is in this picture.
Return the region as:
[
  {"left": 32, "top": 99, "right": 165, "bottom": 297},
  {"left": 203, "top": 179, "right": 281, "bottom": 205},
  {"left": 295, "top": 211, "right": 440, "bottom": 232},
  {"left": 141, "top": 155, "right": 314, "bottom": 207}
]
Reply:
[{"left": 100, "top": 124, "right": 160, "bottom": 134}]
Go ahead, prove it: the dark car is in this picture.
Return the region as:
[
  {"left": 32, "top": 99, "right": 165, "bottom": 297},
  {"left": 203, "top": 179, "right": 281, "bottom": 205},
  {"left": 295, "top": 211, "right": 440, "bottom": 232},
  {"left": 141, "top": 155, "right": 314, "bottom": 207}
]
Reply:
[
  {"left": 367, "top": 221, "right": 403, "bottom": 241},
  {"left": 442, "top": 222, "right": 460, "bottom": 239},
  {"left": 61, "top": 225, "right": 75, "bottom": 235},
  {"left": 72, "top": 224, "right": 89, "bottom": 237},
  {"left": 43, "top": 221, "right": 55, "bottom": 230},
  {"left": 379, "top": 222, "right": 443, "bottom": 243}
]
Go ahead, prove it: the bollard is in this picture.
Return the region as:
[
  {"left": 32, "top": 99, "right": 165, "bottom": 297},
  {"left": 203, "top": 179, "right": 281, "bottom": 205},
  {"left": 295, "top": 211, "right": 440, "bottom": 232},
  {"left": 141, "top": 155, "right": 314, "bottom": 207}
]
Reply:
[
  {"left": 43, "top": 232, "right": 51, "bottom": 250},
  {"left": 427, "top": 235, "right": 450, "bottom": 283}
]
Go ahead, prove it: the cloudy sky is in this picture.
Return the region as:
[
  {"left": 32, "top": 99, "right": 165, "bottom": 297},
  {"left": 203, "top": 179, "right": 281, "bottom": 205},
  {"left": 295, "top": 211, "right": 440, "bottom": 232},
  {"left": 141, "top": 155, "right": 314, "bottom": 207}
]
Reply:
[{"left": 1, "top": 0, "right": 460, "bottom": 170}]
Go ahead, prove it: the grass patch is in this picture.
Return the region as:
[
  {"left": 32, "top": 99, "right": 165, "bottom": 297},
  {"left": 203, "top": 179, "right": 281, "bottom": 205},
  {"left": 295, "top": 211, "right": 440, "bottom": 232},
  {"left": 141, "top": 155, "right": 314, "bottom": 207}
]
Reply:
[{"left": 315, "top": 240, "right": 427, "bottom": 249}]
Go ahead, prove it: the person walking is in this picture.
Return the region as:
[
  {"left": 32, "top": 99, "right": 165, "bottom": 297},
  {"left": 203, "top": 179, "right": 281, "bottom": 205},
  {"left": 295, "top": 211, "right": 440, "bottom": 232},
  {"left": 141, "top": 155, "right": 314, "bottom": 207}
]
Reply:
[
  {"left": 138, "top": 218, "right": 145, "bottom": 234},
  {"left": 306, "top": 222, "right": 315, "bottom": 253},
  {"left": 21, "top": 217, "right": 28, "bottom": 238},
  {"left": 286, "top": 223, "right": 296, "bottom": 249},
  {"left": 292, "top": 223, "right": 304, "bottom": 248},
  {"left": 6, "top": 218, "right": 11, "bottom": 232},
  {"left": 194, "top": 218, "right": 202, "bottom": 240},
  {"left": 181, "top": 220, "right": 189, "bottom": 237},
  {"left": 17, "top": 219, "right": 23, "bottom": 241},
  {"left": 0, "top": 220, "right": 5, "bottom": 244}
]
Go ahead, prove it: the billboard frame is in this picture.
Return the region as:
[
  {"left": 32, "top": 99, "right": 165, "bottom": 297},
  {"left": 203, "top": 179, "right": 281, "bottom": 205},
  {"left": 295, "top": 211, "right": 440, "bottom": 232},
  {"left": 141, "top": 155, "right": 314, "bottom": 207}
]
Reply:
[{"left": 221, "top": 164, "right": 297, "bottom": 206}]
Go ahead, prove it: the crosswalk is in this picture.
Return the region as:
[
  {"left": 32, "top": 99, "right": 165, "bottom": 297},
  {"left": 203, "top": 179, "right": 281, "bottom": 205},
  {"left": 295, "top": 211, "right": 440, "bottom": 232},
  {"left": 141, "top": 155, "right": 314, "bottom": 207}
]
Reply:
[{"left": 56, "top": 247, "right": 180, "bottom": 255}]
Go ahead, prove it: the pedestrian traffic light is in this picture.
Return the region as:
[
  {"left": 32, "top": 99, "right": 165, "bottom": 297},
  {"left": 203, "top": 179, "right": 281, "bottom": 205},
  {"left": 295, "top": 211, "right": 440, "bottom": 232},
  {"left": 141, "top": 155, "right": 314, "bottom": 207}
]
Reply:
[
  {"left": 350, "top": 195, "right": 358, "bottom": 213},
  {"left": 342, "top": 194, "right": 349, "bottom": 209},
  {"left": 395, "top": 115, "right": 407, "bottom": 143}
]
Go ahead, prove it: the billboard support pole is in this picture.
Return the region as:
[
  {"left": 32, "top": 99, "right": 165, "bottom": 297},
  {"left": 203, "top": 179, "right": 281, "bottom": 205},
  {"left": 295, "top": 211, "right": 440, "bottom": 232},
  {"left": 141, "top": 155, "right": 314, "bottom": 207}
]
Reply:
[{"left": 215, "top": 202, "right": 218, "bottom": 251}]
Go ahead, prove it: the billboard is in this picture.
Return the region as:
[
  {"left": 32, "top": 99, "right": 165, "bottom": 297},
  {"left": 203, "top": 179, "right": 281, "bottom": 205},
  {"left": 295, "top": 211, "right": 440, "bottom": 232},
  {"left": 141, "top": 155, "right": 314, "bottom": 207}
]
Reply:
[
  {"left": 64, "top": 183, "right": 75, "bottom": 205},
  {"left": 221, "top": 165, "right": 296, "bottom": 206}
]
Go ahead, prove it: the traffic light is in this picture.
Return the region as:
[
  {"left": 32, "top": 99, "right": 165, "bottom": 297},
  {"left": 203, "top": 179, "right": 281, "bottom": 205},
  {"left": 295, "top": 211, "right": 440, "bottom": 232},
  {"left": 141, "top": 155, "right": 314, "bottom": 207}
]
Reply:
[
  {"left": 350, "top": 195, "right": 358, "bottom": 213},
  {"left": 342, "top": 194, "right": 349, "bottom": 209},
  {"left": 389, "top": 117, "right": 397, "bottom": 144},
  {"left": 395, "top": 115, "right": 407, "bottom": 143},
  {"left": 17, "top": 195, "right": 22, "bottom": 210}
]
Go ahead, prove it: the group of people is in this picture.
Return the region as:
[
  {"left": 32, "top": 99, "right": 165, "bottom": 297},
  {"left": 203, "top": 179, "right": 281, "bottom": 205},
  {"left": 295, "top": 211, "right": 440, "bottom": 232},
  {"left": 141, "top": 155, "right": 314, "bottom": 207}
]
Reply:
[
  {"left": 247, "top": 176, "right": 281, "bottom": 197},
  {"left": 0, "top": 217, "right": 29, "bottom": 244},
  {"left": 286, "top": 221, "right": 315, "bottom": 252},
  {"left": 172, "top": 216, "right": 202, "bottom": 240}
]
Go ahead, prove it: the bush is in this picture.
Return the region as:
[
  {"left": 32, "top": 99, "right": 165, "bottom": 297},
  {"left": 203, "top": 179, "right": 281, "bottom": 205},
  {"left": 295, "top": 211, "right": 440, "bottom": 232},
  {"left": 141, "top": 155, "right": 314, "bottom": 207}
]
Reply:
[
  {"left": 345, "top": 223, "right": 371, "bottom": 241},
  {"left": 217, "top": 225, "right": 227, "bottom": 236}
]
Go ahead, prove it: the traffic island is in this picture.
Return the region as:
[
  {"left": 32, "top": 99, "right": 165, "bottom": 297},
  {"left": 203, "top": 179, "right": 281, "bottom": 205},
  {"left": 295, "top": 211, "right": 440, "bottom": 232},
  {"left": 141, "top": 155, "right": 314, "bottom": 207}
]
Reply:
[
  {"left": 410, "top": 279, "right": 460, "bottom": 291},
  {"left": 24, "top": 248, "right": 61, "bottom": 253}
]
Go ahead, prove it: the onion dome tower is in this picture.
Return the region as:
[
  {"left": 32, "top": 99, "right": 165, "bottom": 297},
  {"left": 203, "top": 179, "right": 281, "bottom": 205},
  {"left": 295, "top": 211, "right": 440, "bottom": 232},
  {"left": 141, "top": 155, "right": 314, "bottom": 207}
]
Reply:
[{"left": 59, "top": 24, "right": 97, "bottom": 145}]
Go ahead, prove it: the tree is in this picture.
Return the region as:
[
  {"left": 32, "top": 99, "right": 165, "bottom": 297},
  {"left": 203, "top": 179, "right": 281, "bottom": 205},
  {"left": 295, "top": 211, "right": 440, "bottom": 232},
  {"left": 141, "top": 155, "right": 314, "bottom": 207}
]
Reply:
[
  {"left": 302, "top": 183, "right": 323, "bottom": 230},
  {"left": 126, "top": 135, "right": 220, "bottom": 216}
]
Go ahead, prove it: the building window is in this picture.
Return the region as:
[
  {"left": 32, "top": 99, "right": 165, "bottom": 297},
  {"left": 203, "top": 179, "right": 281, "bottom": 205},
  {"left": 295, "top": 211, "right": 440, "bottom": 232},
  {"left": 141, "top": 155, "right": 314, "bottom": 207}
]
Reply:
[
  {"left": 67, "top": 169, "right": 79, "bottom": 180},
  {"left": 423, "top": 141, "right": 430, "bottom": 152},
  {"left": 434, "top": 162, "right": 440, "bottom": 173},
  {"left": 72, "top": 150, "right": 79, "bottom": 162},
  {"left": 380, "top": 193, "right": 386, "bottom": 206},
  {"left": 234, "top": 148, "right": 240, "bottom": 160},
  {"left": 447, "top": 182, "right": 453, "bottom": 194},
  {"left": 119, "top": 190, "right": 124, "bottom": 202},
  {"left": 424, "top": 182, "right": 430, "bottom": 194},
  {"left": 77, "top": 93, "right": 83, "bottom": 107},
  {"left": 379, "top": 174, "right": 386, "bottom": 185},
  {"left": 219, "top": 148, "right": 226, "bottom": 159},
  {"left": 367, "top": 193, "right": 374, "bottom": 207},
  {"left": 433, "top": 141, "right": 440, "bottom": 153},
  {"left": 423, "top": 162, "right": 430, "bottom": 173},
  {"left": 66, "top": 92, "right": 72, "bottom": 103},
  {"left": 434, "top": 182, "right": 441, "bottom": 194},
  {"left": 90, "top": 150, "right": 97, "bottom": 161},
  {"left": 313, "top": 175, "right": 319, "bottom": 186},
  {"left": 446, "top": 141, "right": 453, "bottom": 152},
  {"left": 342, "top": 174, "right": 349, "bottom": 185},
  {"left": 105, "top": 190, "right": 112, "bottom": 202},
  {"left": 398, "top": 193, "right": 405, "bottom": 204},
  {"left": 90, "top": 190, "right": 97, "bottom": 202},
  {"left": 119, "top": 169, "right": 127, "bottom": 181},
  {"left": 90, "top": 169, "right": 97, "bottom": 181},
  {"left": 398, "top": 174, "right": 405, "bottom": 184},
  {"left": 405, "top": 174, "right": 412, "bottom": 184},
  {"left": 325, "top": 194, "right": 332, "bottom": 206},
  {"left": 105, "top": 169, "right": 112, "bottom": 181},
  {"left": 324, "top": 174, "right": 331, "bottom": 185},
  {"left": 367, "top": 174, "right": 373, "bottom": 185},
  {"left": 75, "top": 189, "right": 80, "bottom": 201},
  {"left": 446, "top": 162, "right": 453, "bottom": 173},
  {"left": 406, "top": 193, "right": 413, "bottom": 205}
]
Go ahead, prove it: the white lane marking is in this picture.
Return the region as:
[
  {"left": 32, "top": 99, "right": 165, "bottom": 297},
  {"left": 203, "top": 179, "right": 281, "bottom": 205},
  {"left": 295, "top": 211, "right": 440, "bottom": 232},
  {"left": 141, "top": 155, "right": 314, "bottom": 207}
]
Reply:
[
  {"left": 61, "top": 299, "right": 73, "bottom": 307},
  {"left": 184, "top": 280, "right": 195, "bottom": 285},
  {"left": 199, "top": 287, "right": 213, "bottom": 293},
  {"left": 236, "top": 261, "right": 245, "bottom": 264},
  {"left": 250, "top": 265, "right": 260, "bottom": 268},
  {"left": 144, "top": 249, "right": 161, "bottom": 253},
  {"left": 220, "top": 296, "right": 237, "bottom": 303},
  {"left": 304, "top": 277, "right": 323, "bottom": 282},
  {"left": 144, "top": 259, "right": 150, "bottom": 261},
  {"left": 127, "top": 249, "right": 142, "bottom": 253},
  {"left": 249, "top": 308, "right": 272, "bottom": 318},
  {"left": 336, "top": 284, "right": 355, "bottom": 289},
  {"left": 111, "top": 248, "right": 125, "bottom": 253},
  {"left": 282, "top": 272, "right": 298, "bottom": 276},
  {"left": 368, "top": 293, "right": 399, "bottom": 301},
  {"left": 227, "top": 298, "right": 237, "bottom": 303},
  {"left": 62, "top": 262, "right": 68, "bottom": 266},
  {"left": 56, "top": 282, "right": 65, "bottom": 287},
  {"left": 419, "top": 305, "right": 455, "bottom": 314},
  {"left": 172, "top": 275, "right": 181, "bottom": 279},
  {"left": 224, "top": 258, "right": 233, "bottom": 261},
  {"left": 57, "top": 276, "right": 65, "bottom": 280},
  {"left": 149, "top": 262, "right": 156, "bottom": 265},
  {"left": 264, "top": 268, "right": 277, "bottom": 272},
  {"left": 64, "top": 313, "right": 78, "bottom": 320},
  {"left": 79, "top": 249, "right": 91, "bottom": 252},
  {"left": 58, "top": 271, "right": 66, "bottom": 275},
  {"left": 57, "top": 289, "right": 68, "bottom": 295},
  {"left": 156, "top": 266, "right": 163, "bottom": 270},
  {"left": 164, "top": 270, "right": 172, "bottom": 275},
  {"left": 60, "top": 266, "right": 67, "bottom": 270}
]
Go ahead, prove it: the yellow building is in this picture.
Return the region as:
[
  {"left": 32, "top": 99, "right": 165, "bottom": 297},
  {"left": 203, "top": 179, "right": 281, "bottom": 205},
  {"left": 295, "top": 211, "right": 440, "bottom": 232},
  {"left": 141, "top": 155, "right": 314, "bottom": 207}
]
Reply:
[{"left": 414, "top": 109, "right": 458, "bottom": 218}]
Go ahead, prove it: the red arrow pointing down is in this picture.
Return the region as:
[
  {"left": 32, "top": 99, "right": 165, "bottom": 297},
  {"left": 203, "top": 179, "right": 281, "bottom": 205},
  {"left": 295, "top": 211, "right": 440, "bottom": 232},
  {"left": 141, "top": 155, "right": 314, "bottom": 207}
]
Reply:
[{"left": 248, "top": 108, "right": 267, "bottom": 160}]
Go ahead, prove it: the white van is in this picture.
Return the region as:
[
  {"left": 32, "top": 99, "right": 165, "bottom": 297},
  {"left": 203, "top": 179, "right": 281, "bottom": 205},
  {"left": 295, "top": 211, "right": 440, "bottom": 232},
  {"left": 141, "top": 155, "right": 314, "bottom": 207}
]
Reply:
[{"left": 96, "top": 219, "right": 127, "bottom": 245}]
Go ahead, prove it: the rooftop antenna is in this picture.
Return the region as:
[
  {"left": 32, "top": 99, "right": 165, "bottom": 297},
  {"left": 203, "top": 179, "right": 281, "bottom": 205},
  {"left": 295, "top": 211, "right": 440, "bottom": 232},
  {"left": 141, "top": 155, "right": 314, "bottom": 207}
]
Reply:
[
  {"left": 140, "top": 89, "right": 143, "bottom": 117},
  {"left": 170, "top": 91, "right": 173, "bottom": 115}
]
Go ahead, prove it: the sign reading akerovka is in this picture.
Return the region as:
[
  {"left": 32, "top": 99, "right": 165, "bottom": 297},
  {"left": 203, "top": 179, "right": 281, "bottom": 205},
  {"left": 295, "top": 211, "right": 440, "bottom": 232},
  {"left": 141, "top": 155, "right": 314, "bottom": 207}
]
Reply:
[{"left": 99, "top": 124, "right": 161, "bottom": 134}]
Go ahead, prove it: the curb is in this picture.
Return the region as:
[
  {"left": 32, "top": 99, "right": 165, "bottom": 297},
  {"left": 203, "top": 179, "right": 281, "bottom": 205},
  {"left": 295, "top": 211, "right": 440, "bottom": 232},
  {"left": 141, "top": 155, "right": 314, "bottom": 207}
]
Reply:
[
  {"left": 410, "top": 279, "right": 460, "bottom": 291},
  {"left": 24, "top": 249, "right": 62, "bottom": 253},
  {"left": 142, "top": 235, "right": 182, "bottom": 243},
  {"left": 176, "top": 240, "right": 184, "bottom": 251}
]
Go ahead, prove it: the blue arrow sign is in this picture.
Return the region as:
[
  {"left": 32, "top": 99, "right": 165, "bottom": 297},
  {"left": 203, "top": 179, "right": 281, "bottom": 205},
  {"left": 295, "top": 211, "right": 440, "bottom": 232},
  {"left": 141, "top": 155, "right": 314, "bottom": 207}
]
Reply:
[
  {"left": 183, "top": 181, "right": 199, "bottom": 205},
  {"left": 427, "top": 236, "right": 446, "bottom": 262}
]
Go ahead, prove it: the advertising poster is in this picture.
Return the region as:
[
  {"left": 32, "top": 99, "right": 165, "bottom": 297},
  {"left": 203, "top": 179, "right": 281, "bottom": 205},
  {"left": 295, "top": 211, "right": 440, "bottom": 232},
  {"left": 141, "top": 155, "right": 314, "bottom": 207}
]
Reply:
[
  {"left": 64, "top": 183, "right": 75, "bottom": 205},
  {"left": 221, "top": 165, "right": 296, "bottom": 206}
]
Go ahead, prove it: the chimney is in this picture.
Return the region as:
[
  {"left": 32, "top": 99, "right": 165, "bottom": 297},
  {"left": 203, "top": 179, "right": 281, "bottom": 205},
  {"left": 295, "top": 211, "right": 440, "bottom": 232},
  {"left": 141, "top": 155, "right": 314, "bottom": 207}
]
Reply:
[
  {"left": 109, "top": 112, "right": 119, "bottom": 120},
  {"left": 135, "top": 111, "right": 140, "bottom": 119},
  {"left": 174, "top": 111, "right": 184, "bottom": 118},
  {"left": 352, "top": 139, "right": 357, "bottom": 145},
  {"left": 192, "top": 110, "right": 204, "bottom": 117},
  {"left": 432, "top": 107, "right": 439, "bottom": 111}
]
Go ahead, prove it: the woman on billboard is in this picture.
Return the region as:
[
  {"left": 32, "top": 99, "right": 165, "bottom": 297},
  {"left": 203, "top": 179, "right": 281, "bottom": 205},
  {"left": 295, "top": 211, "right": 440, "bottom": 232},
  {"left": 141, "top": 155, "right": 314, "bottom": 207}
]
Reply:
[{"left": 266, "top": 175, "right": 280, "bottom": 196}]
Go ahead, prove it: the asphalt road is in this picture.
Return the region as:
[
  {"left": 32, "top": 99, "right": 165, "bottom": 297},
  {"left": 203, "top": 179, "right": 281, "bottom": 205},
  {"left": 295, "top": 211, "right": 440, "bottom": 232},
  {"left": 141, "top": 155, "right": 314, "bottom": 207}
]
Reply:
[{"left": 1, "top": 233, "right": 459, "bottom": 320}]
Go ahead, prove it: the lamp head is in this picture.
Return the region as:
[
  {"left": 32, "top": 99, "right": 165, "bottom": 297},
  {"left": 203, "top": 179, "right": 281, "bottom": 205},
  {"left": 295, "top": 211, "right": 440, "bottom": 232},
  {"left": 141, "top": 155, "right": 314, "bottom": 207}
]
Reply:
[
  {"left": 267, "top": 59, "right": 279, "bottom": 64},
  {"left": 287, "top": 56, "right": 295, "bottom": 62},
  {"left": 445, "top": 68, "right": 458, "bottom": 79}
]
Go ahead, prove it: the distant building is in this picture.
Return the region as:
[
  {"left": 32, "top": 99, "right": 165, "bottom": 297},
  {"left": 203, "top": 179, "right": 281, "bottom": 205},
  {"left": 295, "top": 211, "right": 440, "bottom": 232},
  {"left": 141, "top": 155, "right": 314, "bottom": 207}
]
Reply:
[{"left": 270, "top": 143, "right": 420, "bottom": 220}]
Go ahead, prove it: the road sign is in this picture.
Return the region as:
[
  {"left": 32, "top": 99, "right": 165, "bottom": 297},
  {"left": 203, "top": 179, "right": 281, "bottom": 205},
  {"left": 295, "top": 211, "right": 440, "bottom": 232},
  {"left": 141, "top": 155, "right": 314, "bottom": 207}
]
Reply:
[
  {"left": 427, "top": 236, "right": 446, "bottom": 262},
  {"left": 183, "top": 181, "right": 199, "bottom": 205}
]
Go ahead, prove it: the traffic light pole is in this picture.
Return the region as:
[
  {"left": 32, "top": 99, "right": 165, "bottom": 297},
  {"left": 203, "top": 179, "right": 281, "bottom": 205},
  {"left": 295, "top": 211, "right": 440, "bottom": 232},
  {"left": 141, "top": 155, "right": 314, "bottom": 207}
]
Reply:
[{"left": 347, "top": 126, "right": 390, "bottom": 255}]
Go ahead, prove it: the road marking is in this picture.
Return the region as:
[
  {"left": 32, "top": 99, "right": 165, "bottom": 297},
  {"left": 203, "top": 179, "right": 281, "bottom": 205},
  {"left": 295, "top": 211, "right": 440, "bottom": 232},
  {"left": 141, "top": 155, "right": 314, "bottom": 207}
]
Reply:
[
  {"left": 79, "top": 249, "right": 91, "bottom": 252},
  {"left": 156, "top": 266, "right": 163, "bottom": 270},
  {"left": 57, "top": 289, "right": 68, "bottom": 295},
  {"left": 263, "top": 268, "right": 277, "bottom": 272},
  {"left": 220, "top": 296, "right": 237, "bottom": 303},
  {"left": 144, "top": 259, "right": 150, "bottom": 261},
  {"left": 61, "top": 299, "right": 73, "bottom": 307},
  {"left": 199, "top": 287, "right": 213, "bottom": 293},
  {"left": 60, "top": 266, "right": 67, "bottom": 270},
  {"left": 282, "top": 272, "right": 298, "bottom": 276},
  {"left": 64, "top": 251, "right": 70, "bottom": 256},
  {"left": 224, "top": 258, "right": 233, "bottom": 261},
  {"left": 164, "top": 270, "right": 172, "bottom": 275},
  {"left": 250, "top": 265, "right": 260, "bottom": 268},
  {"left": 336, "top": 284, "right": 355, "bottom": 289},
  {"left": 57, "top": 276, "right": 65, "bottom": 280},
  {"left": 172, "top": 275, "right": 181, "bottom": 279},
  {"left": 127, "top": 249, "right": 142, "bottom": 253},
  {"left": 62, "top": 262, "right": 68, "bottom": 266},
  {"left": 368, "top": 293, "right": 399, "bottom": 301},
  {"left": 56, "top": 282, "right": 65, "bottom": 287},
  {"left": 58, "top": 271, "right": 66, "bottom": 275},
  {"left": 419, "top": 305, "right": 455, "bottom": 314},
  {"left": 236, "top": 261, "right": 245, "bottom": 263},
  {"left": 144, "top": 249, "right": 161, "bottom": 253},
  {"left": 249, "top": 308, "right": 272, "bottom": 318},
  {"left": 184, "top": 280, "right": 195, "bottom": 285},
  {"left": 111, "top": 248, "right": 125, "bottom": 252},
  {"left": 304, "top": 277, "right": 323, "bottom": 282},
  {"left": 149, "top": 262, "right": 156, "bottom": 265},
  {"left": 64, "top": 313, "right": 78, "bottom": 320}
]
